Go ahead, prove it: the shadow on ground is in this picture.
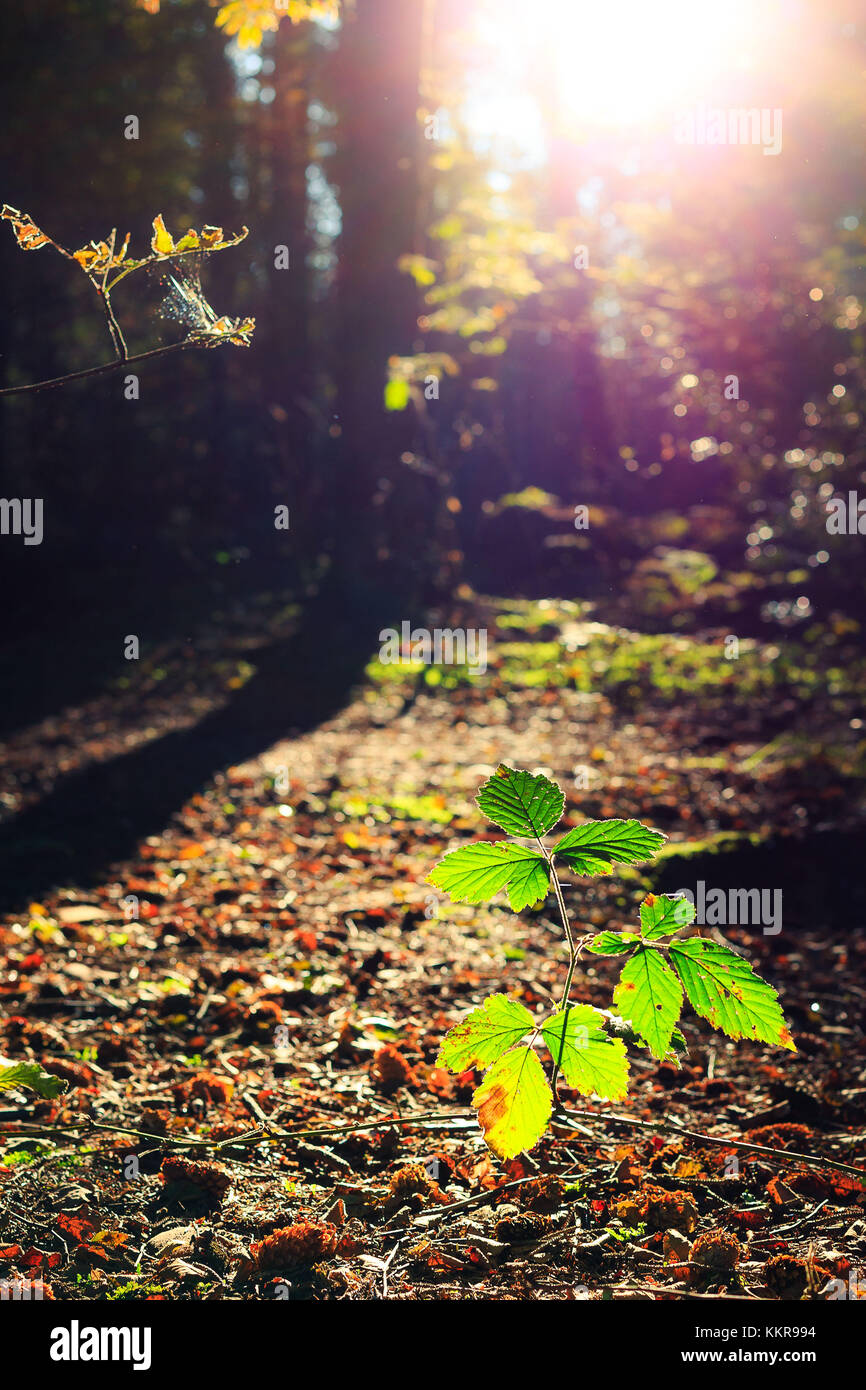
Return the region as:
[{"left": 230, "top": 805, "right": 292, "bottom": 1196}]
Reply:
[
  {"left": 0, "top": 578, "right": 392, "bottom": 913},
  {"left": 652, "top": 830, "right": 866, "bottom": 935}
]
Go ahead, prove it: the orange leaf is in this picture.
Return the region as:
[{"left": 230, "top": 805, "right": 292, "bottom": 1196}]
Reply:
[{"left": 1, "top": 205, "right": 51, "bottom": 251}]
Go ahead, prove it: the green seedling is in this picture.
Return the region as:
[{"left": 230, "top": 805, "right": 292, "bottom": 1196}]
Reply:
[{"left": 428, "top": 765, "right": 795, "bottom": 1159}]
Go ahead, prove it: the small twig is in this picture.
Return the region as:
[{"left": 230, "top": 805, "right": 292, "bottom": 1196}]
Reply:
[
  {"left": 96, "top": 228, "right": 128, "bottom": 362},
  {"left": 241, "top": 1091, "right": 272, "bottom": 1126},
  {"left": 413, "top": 1175, "right": 533, "bottom": 1227},
  {"left": 381, "top": 1243, "right": 399, "bottom": 1299},
  {"left": 0, "top": 341, "right": 193, "bottom": 397},
  {"left": 610, "top": 1283, "right": 761, "bottom": 1301},
  {"left": 11, "top": 1096, "right": 860, "bottom": 1197},
  {"left": 195, "top": 991, "right": 216, "bottom": 1024},
  {"left": 554, "top": 1107, "right": 866, "bottom": 1181},
  {"left": 4, "top": 1107, "right": 476, "bottom": 1155},
  {"left": 752, "top": 1198, "right": 830, "bottom": 1241}
]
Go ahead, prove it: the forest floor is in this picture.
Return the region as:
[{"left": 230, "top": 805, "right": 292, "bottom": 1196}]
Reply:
[{"left": 1, "top": 596, "right": 865, "bottom": 1301}]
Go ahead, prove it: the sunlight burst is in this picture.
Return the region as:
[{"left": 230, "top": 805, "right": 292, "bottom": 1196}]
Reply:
[{"left": 471, "top": 0, "right": 761, "bottom": 141}]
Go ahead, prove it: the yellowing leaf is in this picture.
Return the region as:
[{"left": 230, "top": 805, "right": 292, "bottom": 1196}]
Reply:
[
  {"left": 72, "top": 233, "right": 131, "bottom": 277},
  {"left": 215, "top": 1, "right": 278, "bottom": 48},
  {"left": 174, "top": 230, "right": 201, "bottom": 253},
  {"left": 472, "top": 1047, "right": 552, "bottom": 1159},
  {"left": 215, "top": 0, "right": 340, "bottom": 49},
  {"left": 151, "top": 214, "right": 175, "bottom": 257},
  {"left": 196, "top": 315, "right": 256, "bottom": 348},
  {"left": 438, "top": 993, "right": 534, "bottom": 1073}
]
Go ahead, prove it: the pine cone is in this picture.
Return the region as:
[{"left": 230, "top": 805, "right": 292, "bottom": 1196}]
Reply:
[
  {"left": 43, "top": 1058, "right": 95, "bottom": 1088},
  {"left": 161, "top": 1155, "right": 231, "bottom": 1202},
  {"left": 139, "top": 1107, "right": 171, "bottom": 1136},
  {"left": 173, "top": 1071, "right": 234, "bottom": 1106},
  {"left": 617, "top": 1184, "right": 698, "bottom": 1233},
  {"left": 689, "top": 1229, "right": 741, "bottom": 1276},
  {"left": 370, "top": 1044, "right": 414, "bottom": 1094},
  {"left": 250, "top": 1221, "right": 337, "bottom": 1271},
  {"left": 383, "top": 1164, "right": 446, "bottom": 1208},
  {"left": 207, "top": 1121, "right": 250, "bottom": 1142},
  {"left": 495, "top": 1211, "right": 551, "bottom": 1243}
]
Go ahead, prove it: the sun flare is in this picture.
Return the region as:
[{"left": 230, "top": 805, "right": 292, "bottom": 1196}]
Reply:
[{"left": 469, "top": 0, "right": 764, "bottom": 144}]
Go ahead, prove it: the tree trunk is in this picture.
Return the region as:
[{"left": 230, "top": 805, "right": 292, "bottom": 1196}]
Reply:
[{"left": 328, "top": 0, "right": 424, "bottom": 601}]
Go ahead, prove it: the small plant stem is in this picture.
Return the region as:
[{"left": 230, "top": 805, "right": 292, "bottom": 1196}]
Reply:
[
  {"left": 537, "top": 835, "right": 577, "bottom": 1100},
  {"left": 97, "top": 287, "right": 129, "bottom": 362},
  {"left": 96, "top": 229, "right": 129, "bottom": 362}
]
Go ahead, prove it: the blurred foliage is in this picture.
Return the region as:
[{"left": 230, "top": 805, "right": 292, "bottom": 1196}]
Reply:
[
  {"left": 366, "top": 597, "right": 866, "bottom": 720},
  {"left": 3, "top": 0, "right": 865, "bottom": 689}
]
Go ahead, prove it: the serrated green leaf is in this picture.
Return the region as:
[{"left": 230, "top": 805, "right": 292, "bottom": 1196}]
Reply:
[
  {"left": 437, "top": 993, "right": 535, "bottom": 1073},
  {"left": 613, "top": 946, "right": 683, "bottom": 1060},
  {"left": 586, "top": 931, "right": 641, "bottom": 956},
  {"left": 669, "top": 938, "right": 796, "bottom": 1051},
  {"left": 0, "top": 1061, "right": 67, "bottom": 1100},
  {"left": 427, "top": 841, "right": 549, "bottom": 912},
  {"left": 541, "top": 1006, "right": 629, "bottom": 1101},
  {"left": 476, "top": 765, "right": 564, "bottom": 838},
  {"left": 639, "top": 892, "right": 695, "bottom": 939},
  {"left": 553, "top": 820, "right": 666, "bottom": 876},
  {"left": 472, "top": 1046, "right": 552, "bottom": 1159}
]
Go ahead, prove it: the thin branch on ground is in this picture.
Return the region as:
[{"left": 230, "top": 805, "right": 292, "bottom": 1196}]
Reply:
[
  {"left": 553, "top": 1106, "right": 866, "bottom": 1180},
  {"left": 7, "top": 1101, "right": 862, "bottom": 1186}
]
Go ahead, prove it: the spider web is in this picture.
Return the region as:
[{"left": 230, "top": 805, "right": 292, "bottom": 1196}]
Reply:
[{"left": 146, "top": 252, "right": 218, "bottom": 338}]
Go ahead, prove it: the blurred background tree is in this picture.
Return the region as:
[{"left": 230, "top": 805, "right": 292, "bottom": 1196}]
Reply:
[{"left": 2, "top": 0, "right": 864, "bottom": 724}]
